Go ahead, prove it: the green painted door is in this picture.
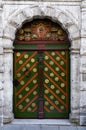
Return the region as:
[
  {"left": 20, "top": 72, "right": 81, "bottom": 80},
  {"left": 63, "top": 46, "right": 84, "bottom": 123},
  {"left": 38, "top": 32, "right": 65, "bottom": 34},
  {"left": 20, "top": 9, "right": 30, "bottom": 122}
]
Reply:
[
  {"left": 13, "top": 51, "right": 39, "bottom": 118},
  {"left": 13, "top": 19, "right": 70, "bottom": 119},
  {"left": 13, "top": 49, "right": 70, "bottom": 118},
  {"left": 43, "top": 50, "right": 70, "bottom": 118}
]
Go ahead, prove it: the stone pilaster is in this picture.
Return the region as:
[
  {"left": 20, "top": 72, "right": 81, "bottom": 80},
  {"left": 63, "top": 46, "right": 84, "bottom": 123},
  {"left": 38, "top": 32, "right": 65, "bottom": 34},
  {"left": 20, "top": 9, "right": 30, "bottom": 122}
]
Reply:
[
  {"left": 80, "top": 0, "right": 86, "bottom": 125},
  {"left": 3, "top": 39, "right": 14, "bottom": 123},
  {"left": 0, "top": 0, "right": 4, "bottom": 126},
  {"left": 70, "top": 47, "right": 80, "bottom": 124}
]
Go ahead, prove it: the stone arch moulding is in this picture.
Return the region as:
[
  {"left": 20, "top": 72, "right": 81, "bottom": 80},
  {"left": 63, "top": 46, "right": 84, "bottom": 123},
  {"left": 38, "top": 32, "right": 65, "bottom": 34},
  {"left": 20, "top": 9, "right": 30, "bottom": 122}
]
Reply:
[{"left": 3, "top": 5, "right": 80, "bottom": 124}]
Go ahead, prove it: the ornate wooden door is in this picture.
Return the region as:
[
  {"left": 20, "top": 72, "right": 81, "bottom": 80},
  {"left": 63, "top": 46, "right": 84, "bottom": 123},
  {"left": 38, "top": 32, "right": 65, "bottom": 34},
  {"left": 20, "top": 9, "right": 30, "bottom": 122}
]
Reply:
[{"left": 13, "top": 19, "right": 70, "bottom": 118}]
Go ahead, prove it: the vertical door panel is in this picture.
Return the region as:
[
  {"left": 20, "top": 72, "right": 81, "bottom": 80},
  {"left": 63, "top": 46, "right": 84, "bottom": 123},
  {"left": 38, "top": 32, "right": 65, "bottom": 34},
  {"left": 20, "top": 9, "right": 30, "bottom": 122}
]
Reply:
[
  {"left": 43, "top": 50, "right": 70, "bottom": 118},
  {"left": 13, "top": 51, "right": 39, "bottom": 118}
]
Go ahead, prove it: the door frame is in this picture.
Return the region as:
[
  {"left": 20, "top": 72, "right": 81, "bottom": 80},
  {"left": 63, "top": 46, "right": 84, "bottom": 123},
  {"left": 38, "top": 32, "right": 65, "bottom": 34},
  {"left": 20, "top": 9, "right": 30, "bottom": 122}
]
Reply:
[{"left": 2, "top": 5, "right": 80, "bottom": 123}]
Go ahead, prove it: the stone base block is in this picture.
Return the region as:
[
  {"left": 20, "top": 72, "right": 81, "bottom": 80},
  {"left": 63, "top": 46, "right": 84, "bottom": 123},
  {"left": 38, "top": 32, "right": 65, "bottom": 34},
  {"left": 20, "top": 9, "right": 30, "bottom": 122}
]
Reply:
[
  {"left": 70, "top": 113, "right": 80, "bottom": 125},
  {"left": 80, "top": 114, "right": 86, "bottom": 125},
  {"left": 3, "top": 114, "right": 14, "bottom": 124}
]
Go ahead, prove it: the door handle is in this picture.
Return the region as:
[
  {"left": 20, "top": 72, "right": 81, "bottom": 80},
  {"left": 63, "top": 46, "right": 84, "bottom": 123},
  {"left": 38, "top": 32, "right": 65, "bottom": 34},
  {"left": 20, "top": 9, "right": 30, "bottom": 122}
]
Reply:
[{"left": 13, "top": 79, "right": 20, "bottom": 87}]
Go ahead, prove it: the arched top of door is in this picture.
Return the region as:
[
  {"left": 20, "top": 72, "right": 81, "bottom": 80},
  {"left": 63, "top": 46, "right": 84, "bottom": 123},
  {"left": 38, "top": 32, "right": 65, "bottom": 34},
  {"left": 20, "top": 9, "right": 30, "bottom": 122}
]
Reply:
[
  {"left": 14, "top": 19, "right": 70, "bottom": 44},
  {"left": 14, "top": 19, "right": 70, "bottom": 51}
]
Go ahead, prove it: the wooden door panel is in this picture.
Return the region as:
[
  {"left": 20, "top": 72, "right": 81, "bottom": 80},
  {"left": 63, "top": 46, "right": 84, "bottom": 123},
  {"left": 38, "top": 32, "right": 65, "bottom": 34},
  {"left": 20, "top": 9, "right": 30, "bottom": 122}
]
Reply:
[
  {"left": 43, "top": 50, "right": 70, "bottom": 118},
  {"left": 13, "top": 50, "right": 70, "bottom": 118},
  {"left": 13, "top": 51, "right": 39, "bottom": 118}
]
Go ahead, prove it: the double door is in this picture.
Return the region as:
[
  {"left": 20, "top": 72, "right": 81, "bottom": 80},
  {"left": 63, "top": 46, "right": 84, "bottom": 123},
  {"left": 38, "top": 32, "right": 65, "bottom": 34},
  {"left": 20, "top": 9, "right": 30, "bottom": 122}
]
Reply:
[{"left": 13, "top": 49, "right": 70, "bottom": 118}]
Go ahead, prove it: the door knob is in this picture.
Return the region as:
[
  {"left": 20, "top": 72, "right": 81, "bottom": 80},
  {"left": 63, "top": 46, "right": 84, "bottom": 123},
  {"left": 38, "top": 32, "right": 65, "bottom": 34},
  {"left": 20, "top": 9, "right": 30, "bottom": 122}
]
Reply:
[{"left": 13, "top": 79, "right": 20, "bottom": 87}]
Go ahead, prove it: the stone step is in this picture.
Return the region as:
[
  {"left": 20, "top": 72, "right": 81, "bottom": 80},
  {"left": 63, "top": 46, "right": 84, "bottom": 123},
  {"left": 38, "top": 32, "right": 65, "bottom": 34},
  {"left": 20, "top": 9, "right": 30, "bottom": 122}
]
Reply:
[{"left": 0, "top": 125, "right": 86, "bottom": 130}]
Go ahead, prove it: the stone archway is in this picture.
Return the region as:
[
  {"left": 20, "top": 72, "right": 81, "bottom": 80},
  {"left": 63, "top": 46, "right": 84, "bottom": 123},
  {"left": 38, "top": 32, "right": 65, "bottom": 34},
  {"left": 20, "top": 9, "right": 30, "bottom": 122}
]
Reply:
[{"left": 3, "top": 5, "right": 80, "bottom": 123}]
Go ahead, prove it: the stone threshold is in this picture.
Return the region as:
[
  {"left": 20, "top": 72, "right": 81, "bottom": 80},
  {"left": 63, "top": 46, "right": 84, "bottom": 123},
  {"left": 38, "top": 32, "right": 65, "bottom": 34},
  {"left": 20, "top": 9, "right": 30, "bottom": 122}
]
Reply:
[{"left": 12, "top": 119, "right": 71, "bottom": 125}]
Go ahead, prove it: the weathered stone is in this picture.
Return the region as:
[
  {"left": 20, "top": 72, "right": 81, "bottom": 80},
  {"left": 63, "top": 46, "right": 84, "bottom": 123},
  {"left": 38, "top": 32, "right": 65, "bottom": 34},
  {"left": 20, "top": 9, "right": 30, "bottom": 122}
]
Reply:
[
  {"left": 80, "top": 81, "right": 86, "bottom": 91},
  {"left": 80, "top": 115, "right": 86, "bottom": 126},
  {"left": 59, "top": 126, "right": 77, "bottom": 130},
  {"left": 9, "top": 12, "right": 27, "bottom": 28},
  {"left": 0, "top": 81, "right": 3, "bottom": 90},
  {"left": 70, "top": 113, "right": 80, "bottom": 124},
  {"left": 71, "top": 39, "right": 80, "bottom": 50},
  {"left": 3, "top": 39, "right": 13, "bottom": 49},
  {"left": 3, "top": 24, "right": 16, "bottom": 40},
  {"left": 41, "top": 125, "right": 59, "bottom": 130},
  {"left": 80, "top": 91, "right": 86, "bottom": 113},
  {"left": 4, "top": 124, "right": 40, "bottom": 130}
]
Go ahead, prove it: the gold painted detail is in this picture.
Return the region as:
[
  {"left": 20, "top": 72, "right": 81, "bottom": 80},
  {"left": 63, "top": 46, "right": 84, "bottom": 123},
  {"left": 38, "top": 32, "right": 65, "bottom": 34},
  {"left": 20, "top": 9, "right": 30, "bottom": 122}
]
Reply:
[
  {"left": 61, "top": 95, "right": 65, "bottom": 100},
  {"left": 49, "top": 61, "right": 54, "bottom": 65},
  {"left": 60, "top": 83, "right": 65, "bottom": 88},
  {"left": 33, "top": 91, "right": 37, "bottom": 95},
  {"left": 60, "top": 61, "right": 64, "bottom": 65},
  {"left": 19, "top": 60, "right": 23, "bottom": 64},
  {"left": 17, "top": 73, "right": 21, "bottom": 78},
  {"left": 61, "top": 72, "right": 65, "bottom": 77},
  {"left": 25, "top": 98, "right": 30, "bottom": 103},
  {"left": 45, "top": 79, "right": 49, "bottom": 84},
  {"left": 16, "top": 52, "right": 21, "bottom": 57},
  {"left": 18, "top": 105, "right": 23, "bottom": 109},
  {"left": 18, "top": 29, "right": 24, "bottom": 34},
  {"left": 50, "top": 73, "right": 54, "bottom": 77},
  {"left": 32, "top": 103, "right": 36, "bottom": 107},
  {"left": 20, "top": 80, "right": 25, "bottom": 85},
  {"left": 33, "top": 68, "right": 37, "bottom": 72},
  {"left": 60, "top": 106, "right": 65, "bottom": 110},
  {"left": 44, "top": 67, "right": 48, "bottom": 72},
  {"left": 24, "top": 54, "right": 29, "bottom": 59},
  {"left": 25, "top": 87, "right": 30, "bottom": 91},
  {"left": 16, "top": 20, "right": 68, "bottom": 41},
  {"left": 55, "top": 77, "right": 59, "bottom": 81},
  {"left": 50, "top": 95, "right": 54, "bottom": 99},
  {"left": 55, "top": 67, "right": 60, "bottom": 71},
  {"left": 56, "top": 90, "right": 60, "bottom": 94},
  {"left": 45, "top": 89, "right": 49, "bottom": 94},
  {"left": 50, "top": 106, "right": 54, "bottom": 110},
  {"left": 61, "top": 51, "right": 65, "bottom": 55},
  {"left": 18, "top": 94, "right": 23, "bottom": 99},
  {"left": 26, "top": 63, "right": 30, "bottom": 68},
  {"left": 55, "top": 100, "right": 59, "bottom": 105},
  {"left": 27, "top": 107, "right": 32, "bottom": 112},
  {"left": 57, "top": 29, "right": 63, "bottom": 35},
  {"left": 22, "top": 67, "right": 26, "bottom": 72},
  {"left": 33, "top": 79, "right": 37, "bottom": 84},
  {"left": 31, "top": 58, "right": 35, "bottom": 63},
  {"left": 51, "top": 52, "right": 55, "bottom": 56},
  {"left": 50, "top": 85, "right": 55, "bottom": 89},
  {"left": 45, "top": 101, "right": 49, "bottom": 106},
  {"left": 44, "top": 56, "right": 49, "bottom": 60},
  {"left": 56, "top": 56, "right": 60, "bottom": 61}
]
